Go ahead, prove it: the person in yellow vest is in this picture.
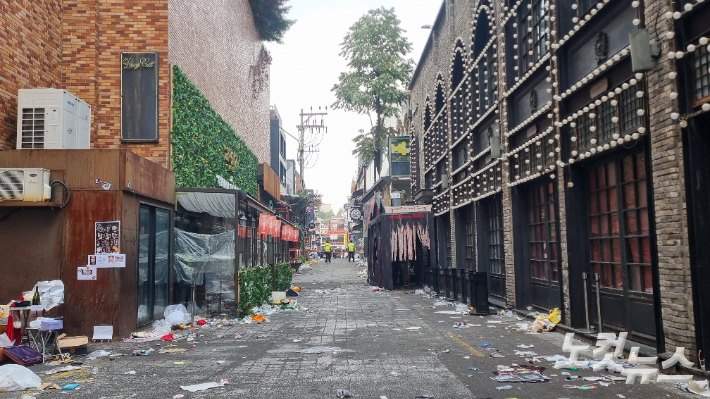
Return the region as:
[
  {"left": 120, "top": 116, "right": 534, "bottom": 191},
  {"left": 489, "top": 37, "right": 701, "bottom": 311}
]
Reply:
[
  {"left": 347, "top": 239, "right": 356, "bottom": 262},
  {"left": 324, "top": 241, "right": 332, "bottom": 263}
]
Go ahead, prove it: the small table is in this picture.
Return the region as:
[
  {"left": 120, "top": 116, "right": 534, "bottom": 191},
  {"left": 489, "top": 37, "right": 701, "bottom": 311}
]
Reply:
[{"left": 26, "top": 328, "right": 63, "bottom": 363}]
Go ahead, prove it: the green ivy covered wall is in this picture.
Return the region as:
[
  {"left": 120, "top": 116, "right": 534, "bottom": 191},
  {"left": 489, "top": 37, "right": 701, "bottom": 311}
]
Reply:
[{"left": 171, "top": 65, "right": 258, "bottom": 196}]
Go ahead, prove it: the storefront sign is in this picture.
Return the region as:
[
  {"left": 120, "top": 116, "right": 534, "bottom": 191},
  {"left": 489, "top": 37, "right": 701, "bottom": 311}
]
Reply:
[
  {"left": 384, "top": 205, "right": 432, "bottom": 214},
  {"left": 88, "top": 254, "right": 126, "bottom": 268},
  {"left": 121, "top": 52, "right": 159, "bottom": 142},
  {"left": 274, "top": 219, "right": 282, "bottom": 238},
  {"left": 258, "top": 213, "right": 269, "bottom": 237},
  {"left": 77, "top": 266, "right": 97, "bottom": 281},
  {"left": 95, "top": 221, "right": 120, "bottom": 254}
]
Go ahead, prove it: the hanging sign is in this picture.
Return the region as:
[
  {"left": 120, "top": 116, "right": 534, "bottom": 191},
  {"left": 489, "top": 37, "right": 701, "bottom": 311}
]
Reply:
[
  {"left": 95, "top": 221, "right": 120, "bottom": 254},
  {"left": 258, "top": 213, "right": 269, "bottom": 237},
  {"left": 274, "top": 218, "right": 282, "bottom": 238},
  {"left": 121, "top": 52, "right": 159, "bottom": 141},
  {"left": 384, "top": 205, "right": 432, "bottom": 214}
]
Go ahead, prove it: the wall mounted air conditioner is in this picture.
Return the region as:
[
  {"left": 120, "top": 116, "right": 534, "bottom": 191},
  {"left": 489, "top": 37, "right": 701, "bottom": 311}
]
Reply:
[
  {"left": 17, "top": 89, "right": 91, "bottom": 149},
  {"left": 0, "top": 168, "right": 51, "bottom": 202}
]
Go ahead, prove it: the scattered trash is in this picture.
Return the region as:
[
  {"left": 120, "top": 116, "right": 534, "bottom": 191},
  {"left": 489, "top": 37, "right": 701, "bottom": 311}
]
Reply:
[
  {"left": 174, "top": 361, "right": 185, "bottom": 365},
  {"left": 86, "top": 350, "right": 111, "bottom": 359},
  {"left": 492, "top": 365, "right": 551, "bottom": 383},
  {"left": 545, "top": 355, "right": 567, "bottom": 362},
  {"left": 463, "top": 356, "right": 470, "bottom": 359},
  {"left": 300, "top": 346, "right": 341, "bottom": 354},
  {"left": 517, "top": 344, "right": 534, "bottom": 348},
  {"left": 514, "top": 351, "right": 538, "bottom": 356},
  {"left": 496, "top": 385, "right": 513, "bottom": 390},
  {"left": 529, "top": 308, "right": 561, "bottom": 333},
  {"left": 252, "top": 315, "right": 266, "bottom": 323},
  {"left": 196, "top": 319, "right": 208, "bottom": 325},
  {"left": 161, "top": 333, "right": 175, "bottom": 341},
  {"left": 38, "top": 383, "right": 63, "bottom": 390},
  {"left": 406, "top": 327, "right": 421, "bottom": 330},
  {"left": 173, "top": 395, "right": 185, "bottom": 399},
  {"left": 132, "top": 348, "right": 154, "bottom": 356},
  {"left": 124, "top": 370, "right": 136, "bottom": 375},
  {"left": 180, "top": 382, "right": 225, "bottom": 392},
  {"left": 62, "top": 383, "right": 80, "bottom": 390},
  {"left": 164, "top": 304, "right": 191, "bottom": 325},
  {"left": 688, "top": 380, "right": 710, "bottom": 396},
  {"left": 44, "top": 366, "right": 83, "bottom": 375},
  {"left": 220, "top": 378, "right": 229, "bottom": 385},
  {"left": 336, "top": 389, "right": 353, "bottom": 397},
  {"left": 490, "top": 353, "right": 505, "bottom": 358},
  {"left": 479, "top": 343, "right": 492, "bottom": 347},
  {"left": 0, "top": 364, "right": 42, "bottom": 391},
  {"left": 160, "top": 348, "right": 187, "bottom": 354},
  {"left": 487, "top": 321, "right": 502, "bottom": 324},
  {"left": 415, "top": 394, "right": 434, "bottom": 398},
  {"left": 236, "top": 335, "right": 242, "bottom": 340}
]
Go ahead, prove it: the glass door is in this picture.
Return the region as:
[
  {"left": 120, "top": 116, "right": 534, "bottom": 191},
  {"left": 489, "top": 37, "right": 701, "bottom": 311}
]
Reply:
[{"left": 137, "top": 205, "right": 171, "bottom": 326}]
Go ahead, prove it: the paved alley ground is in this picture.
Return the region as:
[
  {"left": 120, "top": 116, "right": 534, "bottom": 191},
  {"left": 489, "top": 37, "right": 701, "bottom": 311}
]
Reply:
[{"left": 4, "top": 259, "right": 694, "bottom": 398}]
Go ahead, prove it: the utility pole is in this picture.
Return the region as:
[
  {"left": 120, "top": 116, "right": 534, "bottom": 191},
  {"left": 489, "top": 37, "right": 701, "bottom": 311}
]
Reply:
[{"left": 297, "top": 106, "right": 328, "bottom": 183}]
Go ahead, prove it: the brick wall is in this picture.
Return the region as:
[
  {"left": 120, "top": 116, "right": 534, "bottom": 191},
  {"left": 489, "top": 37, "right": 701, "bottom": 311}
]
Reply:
[
  {"left": 645, "top": 0, "right": 695, "bottom": 356},
  {"left": 62, "top": 0, "right": 171, "bottom": 169},
  {"left": 410, "top": 0, "right": 698, "bottom": 352},
  {"left": 168, "top": 0, "right": 271, "bottom": 164},
  {"left": 0, "top": 0, "right": 62, "bottom": 150}
]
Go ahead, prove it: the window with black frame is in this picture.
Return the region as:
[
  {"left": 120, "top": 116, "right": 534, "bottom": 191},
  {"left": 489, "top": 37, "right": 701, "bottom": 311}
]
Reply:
[
  {"left": 587, "top": 152, "right": 652, "bottom": 292},
  {"left": 529, "top": 182, "right": 559, "bottom": 283},
  {"left": 517, "top": 0, "right": 549, "bottom": 76},
  {"left": 488, "top": 198, "right": 505, "bottom": 276},
  {"left": 477, "top": 45, "right": 498, "bottom": 115},
  {"left": 465, "top": 206, "right": 476, "bottom": 270},
  {"left": 692, "top": 45, "right": 710, "bottom": 106},
  {"left": 568, "top": 82, "right": 645, "bottom": 157}
]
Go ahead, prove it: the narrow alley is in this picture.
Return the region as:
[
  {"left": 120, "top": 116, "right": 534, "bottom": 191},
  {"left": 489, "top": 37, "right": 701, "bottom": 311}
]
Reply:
[{"left": 4, "top": 259, "right": 685, "bottom": 399}]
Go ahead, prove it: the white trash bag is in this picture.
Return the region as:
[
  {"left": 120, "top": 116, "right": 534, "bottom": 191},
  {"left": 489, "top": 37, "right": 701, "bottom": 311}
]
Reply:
[
  {"left": 164, "top": 304, "right": 190, "bottom": 325},
  {"left": 0, "top": 364, "right": 42, "bottom": 391}
]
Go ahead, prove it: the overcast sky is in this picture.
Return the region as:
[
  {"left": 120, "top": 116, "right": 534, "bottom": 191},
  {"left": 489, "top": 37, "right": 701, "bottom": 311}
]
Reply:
[{"left": 269, "top": 0, "right": 442, "bottom": 211}]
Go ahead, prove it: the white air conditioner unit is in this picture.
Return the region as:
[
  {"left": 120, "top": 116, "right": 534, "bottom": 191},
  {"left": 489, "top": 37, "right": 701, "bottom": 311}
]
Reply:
[
  {"left": 0, "top": 168, "right": 51, "bottom": 202},
  {"left": 17, "top": 89, "right": 91, "bottom": 149}
]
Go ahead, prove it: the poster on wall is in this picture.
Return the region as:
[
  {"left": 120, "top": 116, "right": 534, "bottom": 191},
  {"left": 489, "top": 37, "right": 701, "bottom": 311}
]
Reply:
[
  {"left": 95, "top": 221, "right": 120, "bottom": 254},
  {"left": 77, "top": 266, "right": 97, "bottom": 281},
  {"left": 88, "top": 254, "right": 126, "bottom": 268}
]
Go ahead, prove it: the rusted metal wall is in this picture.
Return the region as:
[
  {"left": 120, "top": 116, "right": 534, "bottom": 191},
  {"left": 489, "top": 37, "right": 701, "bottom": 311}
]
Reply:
[
  {"left": 0, "top": 149, "right": 174, "bottom": 337},
  {"left": 0, "top": 209, "right": 62, "bottom": 304}
]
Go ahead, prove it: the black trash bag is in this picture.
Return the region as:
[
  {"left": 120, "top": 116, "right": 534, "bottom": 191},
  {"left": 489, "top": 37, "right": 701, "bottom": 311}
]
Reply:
[{"left": 286, "top": 289, "right": 299, "bottom": 297}]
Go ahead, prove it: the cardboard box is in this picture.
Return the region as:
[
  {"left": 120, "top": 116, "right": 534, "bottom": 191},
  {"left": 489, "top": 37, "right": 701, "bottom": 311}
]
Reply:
[
  {"left": 58, "top": 335, "right": 89, "bottom": 355},
  {"left": 58, "top": 336, "right": 88, "bottom": 349}
]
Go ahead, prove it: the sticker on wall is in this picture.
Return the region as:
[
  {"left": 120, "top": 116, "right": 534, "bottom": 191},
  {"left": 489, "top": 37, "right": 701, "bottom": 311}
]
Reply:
[
  {"left": 102, "top": 182, "right": 112, "bottom": 190},
  {"left": 78, "top": 266, "right": 97, "bottom": 281},
  {"left": 88, "top": 254, "right": 126, "bottom": 268},
  {"left": 95, "top": 221, "right": 120, "bottom": 254}
]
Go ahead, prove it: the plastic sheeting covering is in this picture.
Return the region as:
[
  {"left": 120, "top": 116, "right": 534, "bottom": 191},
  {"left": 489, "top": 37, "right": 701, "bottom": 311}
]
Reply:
[{"left": 174, "top": 229, "right": 236, "bottom": 291}]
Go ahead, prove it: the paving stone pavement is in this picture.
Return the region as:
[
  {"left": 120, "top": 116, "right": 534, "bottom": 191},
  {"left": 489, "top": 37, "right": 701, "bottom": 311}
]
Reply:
[{"left": 3, "top": 259, "right": 694, "bottom": 398}]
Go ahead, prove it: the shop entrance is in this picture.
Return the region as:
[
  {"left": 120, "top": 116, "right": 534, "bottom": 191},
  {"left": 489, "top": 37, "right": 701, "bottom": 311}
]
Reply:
[
  {"left": 137, "top": 205, "right": 171, "bottom": 326},
  {"left": 582, "top": 151, "right": 658, "bottom": 342},
  {"left": 514, "top": 181, "right": 562, "bottom": 312}
]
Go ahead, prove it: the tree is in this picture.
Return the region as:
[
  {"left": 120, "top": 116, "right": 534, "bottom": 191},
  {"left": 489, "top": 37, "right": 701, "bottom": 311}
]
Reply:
[
  {"left": 336, "top": 208, "right": 343, "bottom": 216},
  {"left": 332, "top": 7, "right": 414, "bottom": 176},
  {"left": 319, "top": 209, "right": 334, "bottom": 220},
  {"left": 283, "top": 189, "right": 322, "bottom": 227},
  {"left": 248, "top": 0, "right": 295, "bottom": 44}
]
